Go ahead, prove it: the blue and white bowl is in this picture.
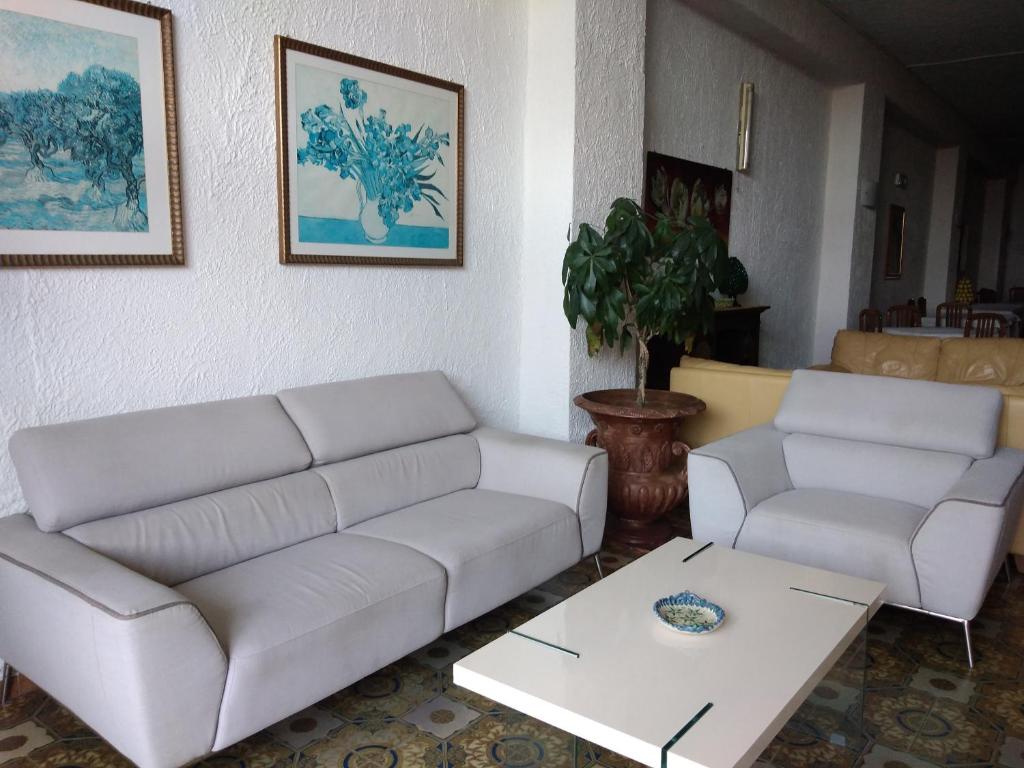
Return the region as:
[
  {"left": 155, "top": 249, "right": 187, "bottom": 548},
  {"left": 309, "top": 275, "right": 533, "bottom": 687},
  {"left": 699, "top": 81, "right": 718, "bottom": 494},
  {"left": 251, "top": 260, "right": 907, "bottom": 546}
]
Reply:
[{"left": 653, "top": 591, "right": 725, "bottom": 634}]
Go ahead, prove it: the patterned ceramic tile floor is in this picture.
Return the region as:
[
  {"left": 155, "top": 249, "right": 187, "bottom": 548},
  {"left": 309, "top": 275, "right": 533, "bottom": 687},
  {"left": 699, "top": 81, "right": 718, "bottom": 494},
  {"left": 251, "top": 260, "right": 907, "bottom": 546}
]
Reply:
[{"left": 1, "top": 544, "right": 1022, "bottom": 768}]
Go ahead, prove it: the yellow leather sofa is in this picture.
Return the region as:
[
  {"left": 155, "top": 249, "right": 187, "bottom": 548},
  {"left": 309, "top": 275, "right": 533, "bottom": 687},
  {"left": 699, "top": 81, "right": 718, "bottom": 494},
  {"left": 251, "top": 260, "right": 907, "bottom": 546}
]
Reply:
[{"left": 670, "top": 330, "right": 1024, "bottom": 555}]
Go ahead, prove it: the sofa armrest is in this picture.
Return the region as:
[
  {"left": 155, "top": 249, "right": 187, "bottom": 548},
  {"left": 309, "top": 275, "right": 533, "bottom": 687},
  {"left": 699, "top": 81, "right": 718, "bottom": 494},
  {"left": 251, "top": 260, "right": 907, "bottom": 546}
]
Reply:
[
  {"left": 0, "top": 513, "right": 227, "bottom": 768},
  {"left": 911, "top": 448, "right": 1024, "bottom": 619},
  {"left": 472, "top": 428, "right": 608, "bottom": 557},
  {"left": 687, "top": 425, "right": 791, "bottom": 547}
]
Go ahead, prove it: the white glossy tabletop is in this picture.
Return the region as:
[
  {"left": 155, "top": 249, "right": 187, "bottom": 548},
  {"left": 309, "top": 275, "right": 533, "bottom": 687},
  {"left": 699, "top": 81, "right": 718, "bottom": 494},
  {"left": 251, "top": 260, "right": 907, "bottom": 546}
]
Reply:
[{"left": 453, "top": 539, "right": 885, "bottom": 768}]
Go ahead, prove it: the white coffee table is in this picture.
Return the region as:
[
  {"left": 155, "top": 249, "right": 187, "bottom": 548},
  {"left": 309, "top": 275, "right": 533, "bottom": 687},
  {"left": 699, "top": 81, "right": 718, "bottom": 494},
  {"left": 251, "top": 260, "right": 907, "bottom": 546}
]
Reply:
[{"left": 453, "top": 538, "right": 885, "bottom": 768}]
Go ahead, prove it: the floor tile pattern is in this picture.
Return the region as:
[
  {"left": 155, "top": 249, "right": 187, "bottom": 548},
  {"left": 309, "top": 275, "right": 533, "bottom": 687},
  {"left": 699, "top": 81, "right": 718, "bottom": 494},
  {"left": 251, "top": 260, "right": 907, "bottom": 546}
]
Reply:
[{"left": 1, "top": 546, "right": 1022, "bottom": 768}]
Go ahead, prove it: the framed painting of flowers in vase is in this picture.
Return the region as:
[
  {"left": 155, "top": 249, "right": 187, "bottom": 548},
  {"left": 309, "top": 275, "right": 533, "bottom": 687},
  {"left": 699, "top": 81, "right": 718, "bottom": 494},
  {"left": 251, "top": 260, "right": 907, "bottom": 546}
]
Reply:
[{"left": 274, "top": 36, "right": 463, "bottom": 266}]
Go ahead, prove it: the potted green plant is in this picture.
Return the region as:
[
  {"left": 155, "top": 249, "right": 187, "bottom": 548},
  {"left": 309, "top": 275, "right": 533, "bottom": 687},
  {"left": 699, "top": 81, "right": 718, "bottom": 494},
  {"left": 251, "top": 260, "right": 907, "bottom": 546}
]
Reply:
[{"left": 563, "top": 197, "right": 729, "bottom": 547}]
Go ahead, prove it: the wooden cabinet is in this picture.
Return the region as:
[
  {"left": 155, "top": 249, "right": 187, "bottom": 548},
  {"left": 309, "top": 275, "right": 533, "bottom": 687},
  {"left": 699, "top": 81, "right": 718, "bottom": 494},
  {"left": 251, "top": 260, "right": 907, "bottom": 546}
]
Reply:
[{"left": 646, "top": 305, "right": 769, "bottom": 390}]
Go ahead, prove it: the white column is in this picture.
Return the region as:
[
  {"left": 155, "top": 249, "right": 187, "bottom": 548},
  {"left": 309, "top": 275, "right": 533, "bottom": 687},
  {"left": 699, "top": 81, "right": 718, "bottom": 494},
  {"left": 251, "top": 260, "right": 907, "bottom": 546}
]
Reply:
[
  {"left": 922, "top": 147, "right": 963, "bottom": 308},
  {"left": 567, "top": 0, "right": 647, "bottom": 441},
  {"left": 811, "top": 85, "right": 865, "bottom": 361},
  {"left": 977, "top": 178, "right": 1008, "bottom": 292},
  {"left": 517, "top": 0, "right": 577, "bottom": 438}
]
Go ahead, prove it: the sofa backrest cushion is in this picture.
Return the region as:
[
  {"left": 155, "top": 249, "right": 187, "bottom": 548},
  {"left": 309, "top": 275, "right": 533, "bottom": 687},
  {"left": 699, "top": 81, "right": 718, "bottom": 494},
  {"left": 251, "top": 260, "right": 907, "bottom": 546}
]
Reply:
[
  {"left": 278, "top": 371, "right": 476, "bottom": 465},
  {"left": 64, "top": 470, "right": 336, "bottom": 585},
  {"left": 775, "top": 370, "right": 1002, "bottom": 459},
  {"left": 783, "top": 434, "right": 971, "bottom": 508},
  {"left": 937, "top": 338, "right": 1024, "bottom": 387},
  {"left": 10, "top": 396, "right": 312, "bottom": 532},
  {"left": 831, "top": 330, "right": 941, "bottom": 379},
  {"left": 316, "top": 434, "right": 481, "bottom": 529}
]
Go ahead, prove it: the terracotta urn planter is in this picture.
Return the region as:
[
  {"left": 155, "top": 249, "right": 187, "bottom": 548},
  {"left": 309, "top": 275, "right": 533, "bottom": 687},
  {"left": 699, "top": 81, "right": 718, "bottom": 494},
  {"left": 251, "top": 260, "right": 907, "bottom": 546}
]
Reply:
[{"left": 575, "top": 389, "right": 706, "bottom": 550}]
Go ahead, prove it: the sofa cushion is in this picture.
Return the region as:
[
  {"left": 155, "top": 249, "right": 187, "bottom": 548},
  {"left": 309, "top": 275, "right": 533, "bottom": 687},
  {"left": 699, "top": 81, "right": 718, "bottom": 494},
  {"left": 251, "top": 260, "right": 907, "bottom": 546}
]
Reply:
[
  {"left": 783, "top": 434, "right": 971, "bottom": 508},
  {"left": 176, "top": 533, "right": 446, "bottom": 750},
  {"left": 736, "top": 488, "right": 927, "bottom": 606},
  {"left": 348, "top": 489, "right": 583, "bottom": 630},
  {"left": 775, "top": 370, "right": 1002, "bottom": 459},
  {"left": 10, "top": 396, "right": 312, "bottom": 532},
  {"left": 65, "top": 471, "right": 336, "bottom": 585},
  {"left": 937, "top": 338, "right": 1024, "bottom": 387},
  {"left": 278, "top": 372, "right": 476, "bottom": 465},
  {"left": 316, "top": 435, "right": 481, "bottom": 529},
  {"left": 830, "top": 329, "right": 941, "bottom": 379}
]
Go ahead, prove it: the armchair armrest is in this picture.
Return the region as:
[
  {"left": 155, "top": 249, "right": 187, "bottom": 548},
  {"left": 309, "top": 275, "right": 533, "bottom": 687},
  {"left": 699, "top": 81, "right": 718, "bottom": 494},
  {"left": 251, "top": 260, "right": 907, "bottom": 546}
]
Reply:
[
  {"left": 472, "top": 428, "right": 608, "bottom": 556},
  {"left": 688, "top": 425, "right": 791, "bottom": 547},
  {"left": 911, "top": 449, "right": 1024, "bottom": 620},
  {"left": 0, "top": 513, "right": 226, "bottom": 768}
]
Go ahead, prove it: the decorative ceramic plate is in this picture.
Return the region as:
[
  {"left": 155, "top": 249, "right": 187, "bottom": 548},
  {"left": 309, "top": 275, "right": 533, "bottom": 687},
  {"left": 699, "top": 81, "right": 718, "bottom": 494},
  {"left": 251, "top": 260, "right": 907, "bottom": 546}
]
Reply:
[{"left": 653, "top": 591, "right": 725, "bottom": 634}]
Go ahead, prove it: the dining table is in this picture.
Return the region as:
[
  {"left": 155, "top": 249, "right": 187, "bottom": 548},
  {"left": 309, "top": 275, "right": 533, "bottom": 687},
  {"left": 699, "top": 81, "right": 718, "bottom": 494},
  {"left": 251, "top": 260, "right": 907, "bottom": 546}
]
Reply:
[
  {"left": 883, "top": 326, "right": 964, "bottom": 338},
  {"left": 970, "top": 303, "right": 1023, "bottom": 337}
]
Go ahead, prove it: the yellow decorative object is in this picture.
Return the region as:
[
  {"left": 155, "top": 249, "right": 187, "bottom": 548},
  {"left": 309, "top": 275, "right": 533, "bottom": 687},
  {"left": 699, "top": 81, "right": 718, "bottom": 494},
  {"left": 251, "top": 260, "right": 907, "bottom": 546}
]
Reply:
[{"left": 954, "top": 276, "right": 975, "bottom": 305}]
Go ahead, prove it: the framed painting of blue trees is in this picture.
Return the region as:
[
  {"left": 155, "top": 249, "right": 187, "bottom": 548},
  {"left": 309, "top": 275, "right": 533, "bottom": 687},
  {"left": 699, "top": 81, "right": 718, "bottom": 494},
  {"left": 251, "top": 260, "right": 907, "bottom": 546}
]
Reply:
[
  {"left": 275, "top": 36, "right": 464, "bottom": 266},
  {"left": 0, "top": 0, "right": 183, "bottom": 267}
]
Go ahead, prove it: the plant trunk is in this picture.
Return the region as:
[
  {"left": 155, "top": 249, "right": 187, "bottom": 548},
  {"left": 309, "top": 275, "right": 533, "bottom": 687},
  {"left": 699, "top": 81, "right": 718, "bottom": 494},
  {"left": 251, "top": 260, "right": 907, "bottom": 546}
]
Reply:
[{"left": 636, "top": 336, "right": 650, "bottom": 408}]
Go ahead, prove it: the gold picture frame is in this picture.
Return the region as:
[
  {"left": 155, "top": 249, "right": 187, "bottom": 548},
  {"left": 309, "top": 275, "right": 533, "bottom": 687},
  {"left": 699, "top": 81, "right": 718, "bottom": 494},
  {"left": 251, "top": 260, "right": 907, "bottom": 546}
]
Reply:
[
  {"left": 884, "top": 204, "right": 906, "bottom": 280},
  {"left": 0, "top": 0, "right": 184, "bottom": 267},
  {"left": 275, "top": 36, "right": 464, "bottom": 266}
]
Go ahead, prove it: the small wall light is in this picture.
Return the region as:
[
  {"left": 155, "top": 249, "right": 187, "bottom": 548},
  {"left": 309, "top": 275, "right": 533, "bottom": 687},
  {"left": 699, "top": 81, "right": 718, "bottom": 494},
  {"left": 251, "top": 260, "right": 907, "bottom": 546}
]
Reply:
[
  {"left": 736, "top": 82, "right": 754, "bottom": 172},
  {"left": 894, "top": 172, "right": 908, "bottom": 189}
]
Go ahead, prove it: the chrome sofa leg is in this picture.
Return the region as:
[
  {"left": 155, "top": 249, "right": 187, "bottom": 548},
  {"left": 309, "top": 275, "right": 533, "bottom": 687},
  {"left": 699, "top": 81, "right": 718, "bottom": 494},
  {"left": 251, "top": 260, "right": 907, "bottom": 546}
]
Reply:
[
  {"left": 1, "top": 662, "right": 11, "bottom": 706},
  {"left": 593, "top": 554, "right": 604, "bottom": 580},
  {"left": 962, "top": 620, "right": 975, "bottom": 669}
]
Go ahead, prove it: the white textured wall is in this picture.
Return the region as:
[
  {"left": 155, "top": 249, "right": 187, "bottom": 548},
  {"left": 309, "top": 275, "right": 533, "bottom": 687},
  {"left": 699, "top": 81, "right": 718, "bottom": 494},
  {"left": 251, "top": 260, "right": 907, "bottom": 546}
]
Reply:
[
  {"left": 869, "top": 120, "right": 936, "bottom": 311},
  {"left": 0, "top": 0, "right": 528, "bottom": 516},
  {"left": 645, "top": 0, "right": 829, "bottom": 369},
  {"left": 567, "top": 0, "right": 647, "bottom": 441}
]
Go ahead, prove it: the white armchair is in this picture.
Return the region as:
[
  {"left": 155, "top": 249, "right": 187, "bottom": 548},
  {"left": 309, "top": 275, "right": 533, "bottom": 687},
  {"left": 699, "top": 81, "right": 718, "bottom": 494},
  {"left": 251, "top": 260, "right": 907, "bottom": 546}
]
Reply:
[{"left": 689, "top": 370, "right": 1024, "bottom": 667}]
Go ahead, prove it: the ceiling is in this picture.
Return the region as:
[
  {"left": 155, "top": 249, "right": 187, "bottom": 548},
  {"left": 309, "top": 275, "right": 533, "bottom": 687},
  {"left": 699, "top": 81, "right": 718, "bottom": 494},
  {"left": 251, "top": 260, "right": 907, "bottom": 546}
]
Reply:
[{"left": 821, "top": 0, "right": 1024, "bottom": 156}]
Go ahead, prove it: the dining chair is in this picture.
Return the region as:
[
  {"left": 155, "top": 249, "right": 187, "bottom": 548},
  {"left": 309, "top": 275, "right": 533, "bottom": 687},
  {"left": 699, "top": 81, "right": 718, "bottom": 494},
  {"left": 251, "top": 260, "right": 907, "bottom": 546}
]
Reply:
[
  {"left": 935, "top": 302, "right": 972, "bottom": 329},
  {"left": 885, "top": 304, "right": 921, "bottom": 328},
  {"left": 964, "top": 312, "right": 1008, "bottom": 338},
  {"left": 976, "top": 288, "right": 999, "bottom": 303},
  {"left": 858, "top": 308, "right": 882, "bottom": 333}
]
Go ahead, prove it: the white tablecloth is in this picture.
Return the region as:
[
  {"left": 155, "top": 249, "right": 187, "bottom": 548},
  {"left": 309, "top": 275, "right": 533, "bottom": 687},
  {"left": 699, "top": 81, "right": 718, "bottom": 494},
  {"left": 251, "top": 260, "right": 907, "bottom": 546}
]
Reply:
[
  {"left": 972, "top": 303, "right": 1024, "bottom": 314},
  {"left": 883, "top": 327, "right": 964, "bottom": 338}
]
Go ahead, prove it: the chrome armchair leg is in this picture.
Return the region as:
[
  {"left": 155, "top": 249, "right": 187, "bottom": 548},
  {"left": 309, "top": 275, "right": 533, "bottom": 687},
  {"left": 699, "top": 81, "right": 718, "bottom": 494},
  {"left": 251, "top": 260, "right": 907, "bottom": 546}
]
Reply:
[
  {"left": 1005, "top": 556, "right": 1014, "bottom": 583},
  {"left": 887, "top": 603, "right": 977, "bottom": 670},
  {"left": 1, "top": 662, "right": 11, "bottom": 707},
  {"left": 593, "top": 554, "right": 604, "bottom": 580},
  {"left": 962, "top": 620, "right": 975, "bottom": 669}
]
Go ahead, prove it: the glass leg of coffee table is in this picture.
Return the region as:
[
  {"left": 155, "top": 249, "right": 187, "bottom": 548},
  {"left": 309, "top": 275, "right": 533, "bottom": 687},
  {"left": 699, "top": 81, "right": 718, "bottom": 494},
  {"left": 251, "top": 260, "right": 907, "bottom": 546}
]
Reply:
[
  {"left": 787, "top": 608, "right": 868, "bottom": 756},
  {"left": 843, "top": 611, "right": 868, "bottom": 752},
  {"left": 572, "top": 733, "right": 600, "bottom": 766}
]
